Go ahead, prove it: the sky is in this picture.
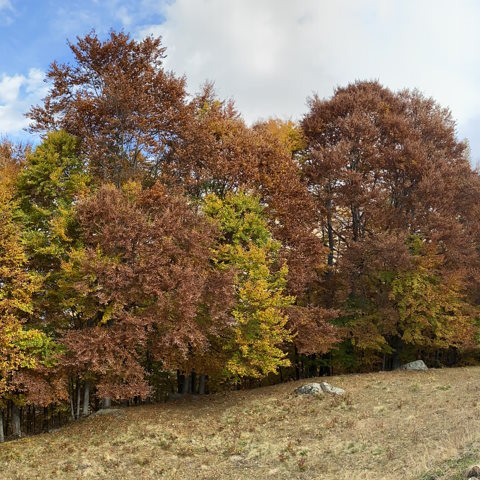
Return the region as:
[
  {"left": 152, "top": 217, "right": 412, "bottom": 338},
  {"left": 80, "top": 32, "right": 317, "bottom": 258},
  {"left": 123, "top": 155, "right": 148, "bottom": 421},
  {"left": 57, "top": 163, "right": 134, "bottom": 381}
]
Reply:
[{"left": 1, "top": 0, "right": 480, "bottom": 164}]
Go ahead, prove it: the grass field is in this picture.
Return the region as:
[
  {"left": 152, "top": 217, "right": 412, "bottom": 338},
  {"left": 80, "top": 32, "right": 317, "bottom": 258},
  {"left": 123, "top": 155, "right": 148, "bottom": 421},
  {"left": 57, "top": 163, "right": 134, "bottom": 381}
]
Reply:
[{"left": 1, "top": 366, "right": 480, "bottom": 479}]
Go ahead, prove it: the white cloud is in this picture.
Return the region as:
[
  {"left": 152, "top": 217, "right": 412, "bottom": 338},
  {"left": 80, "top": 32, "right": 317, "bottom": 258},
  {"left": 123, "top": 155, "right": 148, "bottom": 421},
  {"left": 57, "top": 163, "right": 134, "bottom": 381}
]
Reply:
[
  {"left": 0, "top": 0, "right": 13, "bottom": 10},
  {"left": 0, "top": 69, "right": 48, "bottom": 137},
  {"left": 4, "top": 1, "right": 480, "bottom": 158},
  {"left": 0, "top": 0, "right": 14, "bottom": 24},
  {"left": 137, "top": 0, "right": 480, "bottom": 146}
]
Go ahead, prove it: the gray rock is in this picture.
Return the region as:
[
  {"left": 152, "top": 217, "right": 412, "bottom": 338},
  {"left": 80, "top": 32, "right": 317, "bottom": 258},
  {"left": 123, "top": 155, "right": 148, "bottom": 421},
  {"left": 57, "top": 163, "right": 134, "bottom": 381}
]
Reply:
[
  {"left": 319, "top": 381, "right": 345, "bottom": 396},
  {"left": 229, "top": 455, "right": 244, "bottom": 462},
  {"left": 467, "top": 465, "right": 480, "bottom": 478},
  {"left": 92, "top": 408, "right": 124, "bottom": 417},
  {"left": 294, "top": 383, "right": 323, "bottom": 395},
  {"left": 398, "top": 360, "right": 428, "bottom": 371},
  {"left": 294, "top": 382, "right": 345, "bottom": 396}
]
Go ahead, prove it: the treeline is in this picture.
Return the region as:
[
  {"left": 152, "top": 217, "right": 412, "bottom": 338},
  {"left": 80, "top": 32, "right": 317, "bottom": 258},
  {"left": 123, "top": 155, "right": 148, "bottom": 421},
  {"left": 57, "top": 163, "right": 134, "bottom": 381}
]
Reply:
[{"left": 1, "top": 31, "right": 480, "bottom": 440}]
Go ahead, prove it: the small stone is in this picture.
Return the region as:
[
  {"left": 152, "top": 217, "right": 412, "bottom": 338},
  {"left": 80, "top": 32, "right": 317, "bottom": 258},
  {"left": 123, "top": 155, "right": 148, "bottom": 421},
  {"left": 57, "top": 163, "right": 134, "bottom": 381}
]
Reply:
[
  {"left": 294, "top": 382, "right": 345, "bottom": 396},
  {"left": 229, "top": 455, "right": 243, "bottom": 462}
]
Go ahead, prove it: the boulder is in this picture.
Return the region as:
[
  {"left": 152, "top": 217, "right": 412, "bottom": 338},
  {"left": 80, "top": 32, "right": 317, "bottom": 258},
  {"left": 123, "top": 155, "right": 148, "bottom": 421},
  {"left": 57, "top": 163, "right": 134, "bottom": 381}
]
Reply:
[
  {"left": 92, "top": 408, "right": 125, "bottom": 417},
  {"left": 294, "top": 383, "right": 323, "bottom": 395},
  {"left": 398, "top": 360, "right": 428, "bottom": 371},
  {"left": 294, "top": 381, "right": 345, "bottom": 396},
  {"left": 467, "top": 465, "right": 480, "bottom": 478},
  {"left": 319, "top": 381, "right": 345, "bottom": 396}
]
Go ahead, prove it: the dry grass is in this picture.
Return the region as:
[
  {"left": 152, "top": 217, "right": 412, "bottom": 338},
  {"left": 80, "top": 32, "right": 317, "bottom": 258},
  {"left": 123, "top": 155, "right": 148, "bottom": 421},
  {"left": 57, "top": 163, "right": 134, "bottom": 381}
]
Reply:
[{"left": 2, "top": 367, "right": 480, "bottom": 479}]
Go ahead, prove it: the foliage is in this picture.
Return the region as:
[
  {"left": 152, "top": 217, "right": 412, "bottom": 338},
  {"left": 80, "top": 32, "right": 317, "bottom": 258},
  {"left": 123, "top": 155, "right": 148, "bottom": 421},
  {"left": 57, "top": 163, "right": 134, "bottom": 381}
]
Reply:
[
  {"left": 1, "top": 30, "right": 480, "bottom": 439},
  {"left": 0, "top": 162, "right": 55, "bottom": 402},
  {"left": 28, "top": 31, "right": 189, "bottom": 186},
  {"left": 59, "top": 183, "right": 233, "bottom": 398},
  {"left": 302, "top": 81, "right": 480, "bottom": 368},
  {"left": 204, "top": 191, "right": 293, "bottom": 379}
]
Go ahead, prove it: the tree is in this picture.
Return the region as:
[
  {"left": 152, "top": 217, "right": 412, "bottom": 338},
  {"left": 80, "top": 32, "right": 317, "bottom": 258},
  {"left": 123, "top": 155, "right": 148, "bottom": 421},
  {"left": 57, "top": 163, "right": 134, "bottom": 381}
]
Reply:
[
  {"left": 204, "top": 191, "right": 293, "bottom": 379},
  {"left": 16, "top": 130, "right": 89, "bottom": 330},
  {"left": 60, "top": 182, "right": 233, "bottom": 401},
  {"left": 301, "top": 81, "right": 480, "bottom": 369},
  {"left": 176, "top": 89, "right": 341, "bottom": 368},
  {"left": 0, "top": 160, "right": 57, "bottom": 439},
  {"left": 13, "top": 131, "right": 89, "bottom": 419},
  {"left": 28, "top": 31, "right": 190, "bottom": 186}
]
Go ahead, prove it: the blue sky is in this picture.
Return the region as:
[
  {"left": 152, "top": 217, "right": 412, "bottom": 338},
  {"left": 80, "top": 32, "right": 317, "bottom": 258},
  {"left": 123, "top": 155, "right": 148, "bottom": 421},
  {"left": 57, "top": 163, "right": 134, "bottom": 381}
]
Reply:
[
  {"left": 1, "top": 0, "right": 480, "bottom": 164},
  {"left": 0, "top": 1, "right": 167, "bottom": 74}
]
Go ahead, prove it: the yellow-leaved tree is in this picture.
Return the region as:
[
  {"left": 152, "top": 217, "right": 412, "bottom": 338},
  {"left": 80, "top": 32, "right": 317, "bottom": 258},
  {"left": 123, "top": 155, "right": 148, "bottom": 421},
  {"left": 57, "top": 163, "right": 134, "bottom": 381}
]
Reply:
[
  {"left": 204, "top": 191, "right": 294, "bottom": 380},
  {"left": 0, "top": 159, "right": 52, "bottom": 440}
]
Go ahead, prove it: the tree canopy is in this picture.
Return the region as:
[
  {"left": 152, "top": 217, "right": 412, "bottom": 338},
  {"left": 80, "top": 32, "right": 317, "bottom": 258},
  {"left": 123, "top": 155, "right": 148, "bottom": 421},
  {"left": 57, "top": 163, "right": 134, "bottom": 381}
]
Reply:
[{"left": 0, "top": 31, "right": 479, "bottom": 440}]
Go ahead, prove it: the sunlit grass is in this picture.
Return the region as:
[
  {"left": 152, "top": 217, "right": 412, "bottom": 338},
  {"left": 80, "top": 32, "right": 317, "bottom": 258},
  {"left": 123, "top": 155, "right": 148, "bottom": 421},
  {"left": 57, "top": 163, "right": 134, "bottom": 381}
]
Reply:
[{"left": 1, "top": 367, "right": 480, "bottom": 479}]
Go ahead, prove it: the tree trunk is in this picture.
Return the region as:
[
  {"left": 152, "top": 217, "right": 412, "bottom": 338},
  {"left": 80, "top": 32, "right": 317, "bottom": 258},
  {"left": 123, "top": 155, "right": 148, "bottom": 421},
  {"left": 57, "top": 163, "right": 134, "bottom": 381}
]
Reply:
[
  {"left": 76, "top": 379, "right": 81, "bottom": 420},
  {"left": 11, "top": 403, "right": 21, "bottom": 439},
  {"left": 198, "top": 375, "right": 206, "bottom": 395},
  {"left": 70, "top": 387, "right": 75, "bottom": 419},
  {"left": 182, "top": 373, "right": 190, "bottom": 395},
  {"left": 0, "top": 409, "right": 4, "bottom": 443},
  {"left": 294, "top": 346, "right": 300, "bottom": 380},
  {"left": 391, "top": 336, "right": 403, "bottom": 370},
  {"left": 326, "top": 195, "right": 335, "bottom": 266},
  {"left": 177, "top": 369, "right": 183, "bottom": 394},
  {"left": 103, "top": 397, "right": 112, "bottom": 409},
  {"left": 190, "top": 372, "right": 196, "bottom": 394},
  {"left": 42, "top": 407, "right": 49, "bottom": 432},
  {"left": 83, "top": 381, "right": 90, "bottom": 417},
  {"left": 68, "top": 376, "right": 75, "bottom": 419}
]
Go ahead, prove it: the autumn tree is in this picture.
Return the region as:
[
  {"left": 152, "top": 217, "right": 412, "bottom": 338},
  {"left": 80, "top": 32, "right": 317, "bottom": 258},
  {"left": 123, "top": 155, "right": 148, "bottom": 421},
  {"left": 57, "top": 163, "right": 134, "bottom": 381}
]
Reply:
[
  {"left": 0, "top": 159, "right": 57, "bottom": 440},
  {"left": 28, "top": 31, "right": 190, "bottom": 186},
  {"left": 204, "top": 191, "right": 294, "bottom": 380},
  {"left": 60, "top": 182, "right": 233, "bottom": 403},
  {"left": 16, "top": 130, "right": 89, "bottom": 330},
  {"left": 12, "top": 131, "right": 89, "bottom": 419},
  {"left": 302, "top": 81, "right": 480, "bottom": 369},
  {"left": 177, "top": 89, "right": 340, "bottom": 367}
]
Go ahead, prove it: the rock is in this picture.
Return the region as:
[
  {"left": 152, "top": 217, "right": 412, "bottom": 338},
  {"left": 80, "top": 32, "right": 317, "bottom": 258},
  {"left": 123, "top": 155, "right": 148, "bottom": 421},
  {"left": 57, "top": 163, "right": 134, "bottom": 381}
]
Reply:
[
  {"left": 398, "top": 360, "right": 428, "bottom": 371},
  {"left": 92, "top": 408, "right": 125, "bottom": 417},
  {"left": 467, "top": 465, "right": 480, "bottom": 478},
  {"left": 319, "top": 382, "right": 345, "bottom": 396},
  {"left": 294, "top": 383, "right": 323, "bottom": 395},
  {"left": 229, "top": 455, "right": 244, "bottom": 462},
  {"left": 294, "top": 382, "right": 345, "bottom": 396}
]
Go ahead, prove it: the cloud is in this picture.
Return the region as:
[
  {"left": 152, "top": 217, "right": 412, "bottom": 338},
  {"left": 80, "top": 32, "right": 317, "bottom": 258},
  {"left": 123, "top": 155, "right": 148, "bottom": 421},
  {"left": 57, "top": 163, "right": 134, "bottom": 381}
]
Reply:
[
  {"left": 0, "top": 0, "right": 13, "bottom": 11},
  {"left": 0, "top": 68, "right": 47, "bottom": 138},
  {"left": 0, "top": 0, "right": 15, "bottom": 24},
  {"left": 136, "top": 0, "right": 480, "bottom": 141},
  {"left": 3, "top": 1, "right": 480, "bottom": 158}
]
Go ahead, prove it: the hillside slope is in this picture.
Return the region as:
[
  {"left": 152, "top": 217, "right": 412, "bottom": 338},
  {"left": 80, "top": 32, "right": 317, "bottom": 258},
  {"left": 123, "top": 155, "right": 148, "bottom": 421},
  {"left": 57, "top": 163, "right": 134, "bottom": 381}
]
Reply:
[{"left": 1, "top": 367, "right": 480, "bottom": 479}]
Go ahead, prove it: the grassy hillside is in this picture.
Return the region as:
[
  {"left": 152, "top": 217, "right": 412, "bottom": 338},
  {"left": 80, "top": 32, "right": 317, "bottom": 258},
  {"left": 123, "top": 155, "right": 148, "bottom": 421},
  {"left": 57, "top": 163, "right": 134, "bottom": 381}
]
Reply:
[{"left": 1, "top": 367, "right": 480, "bottom": 479}]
